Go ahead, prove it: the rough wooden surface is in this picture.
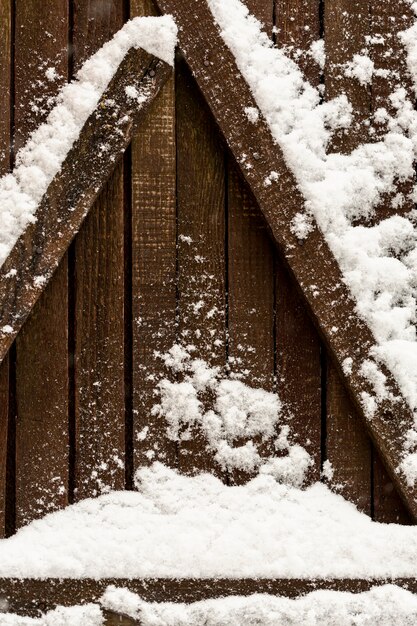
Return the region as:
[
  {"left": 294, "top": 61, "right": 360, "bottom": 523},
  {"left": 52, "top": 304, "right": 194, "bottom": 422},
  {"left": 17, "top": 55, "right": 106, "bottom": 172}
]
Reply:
[
  {"left": 0, "top": 49, "right": 171, "bottom": 365},
  {"left": 275, "top": 262, "right": 322, "bottom": 480},
  {"left": 274, "top": 0, "right": 322, "bottom": 482},
  {"left": 0, "top": 0, "right": 11, "bottom": 537},
  {"left": 369, "top": 0, "right": 414, "bottom": 524},
  {"left": 275, "top": 0, "right": 321, "bottom": 83},
  {"left": 131, "top": 0, "right": 177, "bottom": 474},
  {"left": 176, "top": 61, "right": 226, "bottom": 476},
  {"left": 72, "top": 0, "right": 126, "bottom": 500},
  {"left": 154, "top": 0, "right": 417, "bottom": 519},
  {"left": 326, "top": 362, "right": 372, "bottom": 513},
  {"left": 325, "top": 0, "right": 371, "bottom": 152},
  {"left": 3, "top": 577, "right": 417, "bottom": 617},
  {"left": 14, "top": 0, "right": 69, "bottom": 528}
]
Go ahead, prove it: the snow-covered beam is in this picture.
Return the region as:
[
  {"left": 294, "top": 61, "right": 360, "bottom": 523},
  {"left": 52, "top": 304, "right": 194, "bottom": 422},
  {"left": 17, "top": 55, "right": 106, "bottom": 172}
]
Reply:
[
  {"left": 0, "top": 46, "right": 172, "bottom": 366},
  {"left": 2, "top": 577, "right": 417, "bottom": 617},
  {"left": 154, "top": 0, "right": 417, "bottom": 518}
]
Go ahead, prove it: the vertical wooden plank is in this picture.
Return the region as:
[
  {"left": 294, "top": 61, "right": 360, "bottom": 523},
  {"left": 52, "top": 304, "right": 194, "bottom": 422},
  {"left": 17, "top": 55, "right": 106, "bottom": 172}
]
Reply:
[
  {"left": 130, "top": 0, "right": 177, "bottom": 471},
  {"left": 227, "top": 1, "right": 274, "bottom": 485},
  {"left": 326, "top": 362, "right": 372, "bottom": 512},
  {"left": 275, "top": 0, "right": 321, "bottom": 84},
  {"left": 274, "top": 0, "right": 322, "bottom": 482},
  {"left": 0, "top": 0, "right": 11, "bottom": 173},
  {"left": 15, "top": 263, "right": 69, "bottom": 524},
  {"left": 325, "top": 0, "right": 371, "bottom": 153},
  {"left": 323, "top": 0, "right": 372, "bottom": 513},
  {"left": 228, "top": 164, "right": 275, "bottom": 392},
  {"left": 72, "top": 0, "right": 126, "bottom": 499},
  {"left": 176, "top": 61, "right": 226, "bottom": 474},
  {"left": 0, "top": 0, "right": 12, "bottom": 537},
  {"left": 275, "top": 264, "right": 321, "bottom": 479},
  {"left": 14, "top": 0, "right": 69, "bottom": 527},
  {"left": 369, "top": 0, "right": 413, "bottom": 524},
  {"left": 244, "top": 0, "right": 273, "bottom": 36},
  {"left": 0, "top": 359, "right": 8, "bottom": 537}
]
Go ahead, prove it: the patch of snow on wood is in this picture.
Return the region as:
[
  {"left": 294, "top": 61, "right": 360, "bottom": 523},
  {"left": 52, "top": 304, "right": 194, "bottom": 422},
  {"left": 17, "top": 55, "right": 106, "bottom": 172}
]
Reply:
[
  {"left": 152, "top": 345, "right": 311, "bottom": 483},
  {"left": 207, "top": 0, "right": 417, "bottom": 484},
  {"left": 101, "top": 585, "right": 417, "bottom": 626},
  {"left": 0, "top": 15, "right": 177, "bottom": 269}
]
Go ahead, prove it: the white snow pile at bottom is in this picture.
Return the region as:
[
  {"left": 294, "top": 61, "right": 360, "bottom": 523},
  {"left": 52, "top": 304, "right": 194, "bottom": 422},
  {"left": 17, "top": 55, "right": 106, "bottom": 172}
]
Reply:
[
  {"left": 1, "top": 463, "right": 417, "bottom": 579},
  {"left": 101, "top": 584, "right": 417, "bottom": 626},
  {"left": 0, "top": 15, "right": 177, "bottom": 270}
]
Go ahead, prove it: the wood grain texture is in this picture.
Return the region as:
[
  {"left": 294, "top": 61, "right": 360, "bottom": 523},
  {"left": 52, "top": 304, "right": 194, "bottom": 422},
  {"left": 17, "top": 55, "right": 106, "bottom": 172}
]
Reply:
[
  {"left": 275, "top": 262, "right": 321, "bottom": 481},
  {"left": 154, "top": 0, "right": 417, "bottom": 519},
  {"left": 245, "top": 0, "right": 274, "bottom": 36},
  {"left": 0, "top": 359, "right": 8, "bottom": 537},
  {"left": 130, "top": 1, "right": 178, "bottom": 472},
  {"left": 274, "top": 0, "right": 322, "bottom": 483},
  {"left": 275, "top": 0, "right": 321, "bottom": 83},
  {"left": 176, "top": 61, "right": 226, "bottom": 475},
  {"left": 0, "top": 52, "right": 171, "bottom": 371},
  {"left": 73, "top": 160, "right": 126, "bottom": 499},
  {"left": 72, "top": 0, "right": 126, "bottom": 499},
  {"left": 3, "top": 577, "right": 417, "bottom": 617},
  {"left": 326, "top": 361, "right": 371, "bottom": 513},
  {"left": 15, "top": 262, "right": 69, "bottom": 526},
  {"left": 13, "top": 0, "right": 68, "bottom": 153},
  {"left": 226, "top": 0, "right": 275, "bottom": 485},
  {"left": 325, "top": 0, "right": 371, "bottom": 153},
  {"left": 0, "top": 0, "right": 11, "bottom": 538},
  {"left": 369, "top": 0, "right": 414, "bottom": 524},
  {"left": 228, "top": 161, "right": 275, "bottom": 392},
  {"left": 14, "top": 0, "right": 69, "bottom": 527},
  {"left": 0, "top": 0, "right": 11, "bottom": 173}
]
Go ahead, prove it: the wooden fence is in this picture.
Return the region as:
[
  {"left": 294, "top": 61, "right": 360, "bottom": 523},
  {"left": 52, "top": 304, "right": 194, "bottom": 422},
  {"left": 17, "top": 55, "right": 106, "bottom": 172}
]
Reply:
[{"left": 0, "top": 0, "right": 414, "bottom": 546}]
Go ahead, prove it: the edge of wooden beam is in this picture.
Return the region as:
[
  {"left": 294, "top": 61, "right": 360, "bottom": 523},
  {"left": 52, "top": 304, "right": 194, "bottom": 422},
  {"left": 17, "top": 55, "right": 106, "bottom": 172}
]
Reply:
[{"left": 0, "top": 47, "right": 171, "bottom": 364}]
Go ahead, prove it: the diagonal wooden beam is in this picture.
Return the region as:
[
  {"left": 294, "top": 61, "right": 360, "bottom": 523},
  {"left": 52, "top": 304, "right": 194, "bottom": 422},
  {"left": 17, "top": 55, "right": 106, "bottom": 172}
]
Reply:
[
  {"left": 0, "top": 47, "right": 171, "bottom": 365},
  {"left": 3, "top": 577, "right": 417, "bottom": 616},
  {"left": 154, "top": 0, "right": 417, "bottom": 518}
]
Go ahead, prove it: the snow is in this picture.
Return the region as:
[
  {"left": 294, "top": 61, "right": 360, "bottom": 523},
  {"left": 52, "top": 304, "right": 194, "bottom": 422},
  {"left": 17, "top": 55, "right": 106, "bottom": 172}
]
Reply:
[
  {"left": 152, "top": 346, "right": 311, "bottom": 482},
  {"left": 0, "top": 605, "right": 103, "bottom": 626},
  {"left": 0, "top": 15, "right": 177, "bottom": 273},
  {"left": 7, "top": 585, "right": 417, "bottom": 625},
  {"left": 101, "top": 585, "right": 417, "bottom": 626},
  {"left": 0, "top": 462, "right": 417, "bottom": 579},
  {"left": 207, "top": 0, "right": 417, "bottom": 484}
]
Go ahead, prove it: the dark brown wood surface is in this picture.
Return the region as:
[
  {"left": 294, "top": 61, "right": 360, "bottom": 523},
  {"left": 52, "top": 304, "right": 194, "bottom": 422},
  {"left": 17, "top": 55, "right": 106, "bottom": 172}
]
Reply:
[
  {"left": 274, "top": 0, "right": 322, "bottom": 482},
  {"left": 0, "top": 0, "right": 11, "bottom": 537},
  {"left": 131, "top": 0, "right": 178, "bottom": 474},
  {"left": 226, "top": 1, "right": 275, "bottom": 485},
  {"left": 369, "top": 0, "right": 414, "bottom": 524},
  {"left": 14, "top": 0, "right": 69, "bottom": 528},
  {"left": 154, "top": 0, "right": 417, "bottom": 519},
  {"left": 175, "top": 61, "right": 227, "bottom": 475},
  {"left": 275, "top": 0, "right": 321, "bottom": 84},
  {"left": 325, "top": 0, "right": 371, "bottom": 153},
  {"left": 3, "top": 577, "right": 417, "bottom": 617},
  {"left": 72, "top": 0, "right": 126, "bottom": 500}
]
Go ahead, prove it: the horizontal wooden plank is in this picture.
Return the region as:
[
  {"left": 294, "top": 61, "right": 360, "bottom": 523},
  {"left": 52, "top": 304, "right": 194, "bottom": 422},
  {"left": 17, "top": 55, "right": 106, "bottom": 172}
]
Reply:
[
  {"left": 2, "top": 577, "right": 417, "bottom": 616},
  {"left": 154, "top": 0, "right": 417, "bottom": 520},
  {"left": 0, "top": 48, "right": 171, "bottom": 365}
]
